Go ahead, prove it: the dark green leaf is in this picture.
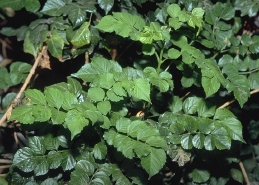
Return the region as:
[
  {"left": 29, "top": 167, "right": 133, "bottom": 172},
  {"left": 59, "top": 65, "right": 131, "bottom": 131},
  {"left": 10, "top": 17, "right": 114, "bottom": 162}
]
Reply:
[
  {"left": 230, "top": 168, "right": 243, "bottom": 183},
  {"left": 183, "top": 97, "right": 202, "bottom": 114},
  {"left": 181, "top": 134, "right": 193, "bottom": 149},
  {"left": 98, "top": 0, "right": 114, "bottom": 14},
  {"left": 41, "top": 0, "right": 65, "bottom": 16},
  {"left": 41, "top": 178, "right": 58, "bottom": 185},
  {"left": 93, "top": 142, "right": 107, "bottom": 160},
  {"left": 2, "top": 92, "right": 16, "bottom": 109},
  {"left": 191, "top": 169, "right": 210, "bottom": 183},
  {"left": 67, "top": 4, "right": 86, "bottom": 28},
  {"left": 47, "top": 34, "right": 64, "bottom": 61}
]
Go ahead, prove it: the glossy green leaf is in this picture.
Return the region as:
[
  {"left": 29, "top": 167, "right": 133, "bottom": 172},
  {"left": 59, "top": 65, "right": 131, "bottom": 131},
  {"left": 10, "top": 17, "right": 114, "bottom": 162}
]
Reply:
[
  {"left": 12, "top": 147, "right": 37, "bottom": 172},
  {"left": 67, "top": 77, "right": 82, "bottom": 97},
  {"left": 181, "top": 134, "right": 193, "bottom": 149},
  {"left": 192, "top": 133, "right": 205, "bottom": 149},
  {"left": 201, "top": 69, "right": 221, "bottom": 97},
  {"left": 93, "top": 142, "right": 107, "bottom": 160},
  {"left": 47, "top": 34, "right": 64, "bottom": 61},
  {"left": 70, "top": 168, "right": 90, "bottom": 185},
  {"left": 41, "top": 0, "right": 65, "bottom": 16},
  {"left": 71, "top": 22, "right": 91, "bottom": 48},
  {"left": 183, "top": 97, "right": 202, "bottom": 114},
  {"left": 61, "top": 151, "right": 76, "bottom": 171},
  {"left": 41, "top": 178, "right": 58, "bottom": 185},
  {"left": 67, "top": 4, "right": 86, "bottom": 28},
  {"left": 65, "top": 109, "right": 89, "bottom": 139},
  {"left": 211, "top": 128, "right": 231, "bottom": 150},
  {"left": 47, "top": 151, "right": 62, "bottom": 169},
  {"left": 220, "top": 118, "right": 245, "bottom": 142},
  {"left": 28, "top": 136, "right": 46, "bottom": 155},
  {"left": 140, "top": 148, "right": 166, "bottom": 178},
  {"left": 98, "top": 0, "right": 114, "bottom": 14}
]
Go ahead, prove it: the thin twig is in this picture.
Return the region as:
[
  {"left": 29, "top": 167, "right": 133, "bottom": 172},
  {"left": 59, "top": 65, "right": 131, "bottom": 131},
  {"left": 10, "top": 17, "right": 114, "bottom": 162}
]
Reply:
[
  {"left": 0, "top": 164, "right": 11, "bottom": 169},
  {"left": 0, "top": 46, "right": 47, "bottom": 127},
  {"left": 239, "top": 161, "right": 250, "bottom": 185},
  {"left": 217, "top": 88, "right": 259, "bottom": 110},
  {"left": 0, "top": 159, "right": 12, "bottom": 164}
]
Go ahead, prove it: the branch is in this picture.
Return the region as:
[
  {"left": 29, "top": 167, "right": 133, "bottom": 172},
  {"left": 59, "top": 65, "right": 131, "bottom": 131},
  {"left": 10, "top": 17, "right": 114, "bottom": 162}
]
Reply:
[
  {"left": 239, "top": 161, "right": 250, "bottom": 185},
  {"left": 217, "top": 88, "right": 259, "bottom": 109},
  {"left": 0, "top": 46, "right": 47, "bottom": 127}
]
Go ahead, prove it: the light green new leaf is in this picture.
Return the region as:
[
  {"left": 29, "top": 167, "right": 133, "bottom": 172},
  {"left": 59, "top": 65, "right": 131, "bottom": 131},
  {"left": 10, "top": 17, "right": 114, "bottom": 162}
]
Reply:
[
  {"left": 10, "top": 105, "right": 34, "bottom": 124},
  {"left": 65, "top": 109, "right": 89, "bottom": 139},
  {"left": 44, "top": 87, "right": 64, "bottom": 109},
  {"left": 71, "top": 22, "right": 91, "bottom": 48},
  {"left": 32, "top": 105, "right": 51, "bottom": 122},
  {"left": 97, "top": 101, "right": 111, "bottom": 115},
  {"left": 99, "top": 73, "right": 114, "bottom": 89},
  {"left": 87, "top": 87, "right": 105, "bottom": 102},
  {"left": 41, "top": 0, "right": 65, "bottom": 16},
  {"left": 93, "top": 142, "right": 107, "bottom": 160},
  {"left": 98, "top": 0, "right": 114, "bottom": 14},
  {"left": 191, "top": 169, "right": 210, "bottom": 183},
  {"left": 140, "top": 148, "right": 166, "bottom": 178},
  {"left": 0, "top": 0, "right": 24, "bottom": 10},
  {"left": 24, "top": 0, "right": 40, "bottom": 12},
  {"left": 25, "top": 89, "right": 46, "bottom": 105},
  {"left": 167, "top": 4, "right": 181, "bottom": 18},
  {"left": 130, "top": 78, "right": 151, "bottom": 102},
  {"left": 47, "top": 34, "right": 64, "bottom": 61},
  {"left": 168, "top": 48, "right": 181, "bottom": 59}
]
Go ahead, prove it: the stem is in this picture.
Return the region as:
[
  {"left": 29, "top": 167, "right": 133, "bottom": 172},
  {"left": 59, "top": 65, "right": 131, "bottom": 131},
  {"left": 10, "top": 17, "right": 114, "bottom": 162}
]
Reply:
[
  {"left": 156, "top": 48, "right": 164, "bottom": 73},
  {"left": 0, "top": 46, "right": 47, "bottom": 126},
  {"left": 239, "top": 67, "right": 259, "bottom": 75}
]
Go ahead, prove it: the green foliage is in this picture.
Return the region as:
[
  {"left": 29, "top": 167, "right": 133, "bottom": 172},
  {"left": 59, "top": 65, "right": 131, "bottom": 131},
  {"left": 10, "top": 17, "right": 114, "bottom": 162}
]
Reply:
[{"left": 2, "top": 0, "right": 258, "bottom": 184}]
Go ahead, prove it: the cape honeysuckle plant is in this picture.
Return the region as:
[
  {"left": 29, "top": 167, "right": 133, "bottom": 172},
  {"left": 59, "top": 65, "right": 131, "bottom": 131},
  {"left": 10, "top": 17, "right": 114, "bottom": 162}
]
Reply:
[{"left": 1, "top": 0, "right": 259, "bottom": 184}]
